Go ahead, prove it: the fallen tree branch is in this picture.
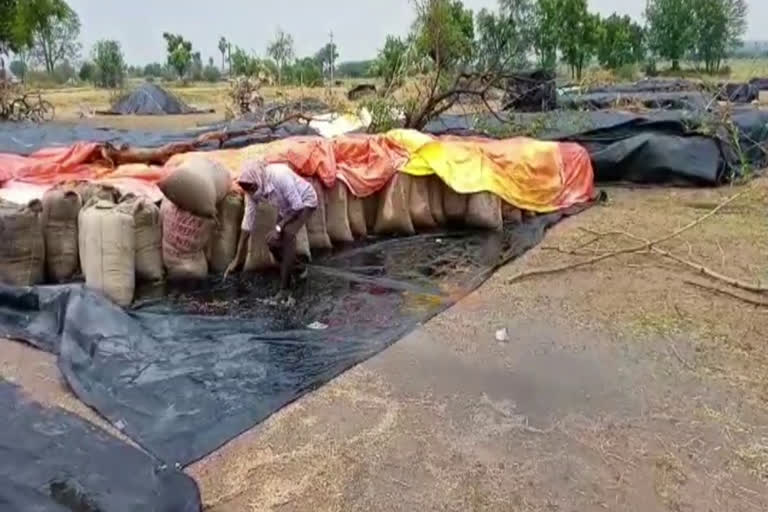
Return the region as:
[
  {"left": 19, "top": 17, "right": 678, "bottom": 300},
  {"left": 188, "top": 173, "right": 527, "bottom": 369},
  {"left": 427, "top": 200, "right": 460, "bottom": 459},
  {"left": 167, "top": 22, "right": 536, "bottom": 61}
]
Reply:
[
  {"left": 578, "top": 227, "right": 768, "bottom": 294},
  {"left": 507, "top": 188, "right": 752, "bottom": 285},
  {"left": 684, "top": 280, "right": 768, "bottom": 308},
  {"left": 98, "top": 113, "right": 314, "bottom": 167}
]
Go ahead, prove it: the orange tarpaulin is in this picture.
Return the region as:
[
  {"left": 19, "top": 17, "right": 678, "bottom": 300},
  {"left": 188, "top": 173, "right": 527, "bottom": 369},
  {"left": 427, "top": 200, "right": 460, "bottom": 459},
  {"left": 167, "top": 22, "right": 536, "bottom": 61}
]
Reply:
[
  {"left": 0, "top": 143, "right": 103, "bottom": 184},
  {"left": 332, "top": 135, "right": 409, "bottom": 198},
  {"left": 0, "top": 132, "right": 595, "bottom": 213},
  {"left": 262, "top": 136, "right": 337, "bottom": 187}
]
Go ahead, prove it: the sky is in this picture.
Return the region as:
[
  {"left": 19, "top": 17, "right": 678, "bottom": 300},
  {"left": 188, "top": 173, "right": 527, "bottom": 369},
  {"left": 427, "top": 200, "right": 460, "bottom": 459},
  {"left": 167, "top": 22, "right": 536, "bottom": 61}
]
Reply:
[{"left": 67, "top": 0, "right": 765, "bottom": 66}]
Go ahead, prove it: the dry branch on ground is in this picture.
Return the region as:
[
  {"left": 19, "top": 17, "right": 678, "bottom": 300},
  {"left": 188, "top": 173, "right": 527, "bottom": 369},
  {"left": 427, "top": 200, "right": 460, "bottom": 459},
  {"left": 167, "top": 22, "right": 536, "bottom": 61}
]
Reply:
[{"left": 508, "top": 187, "right": 767, "bottom": 306}]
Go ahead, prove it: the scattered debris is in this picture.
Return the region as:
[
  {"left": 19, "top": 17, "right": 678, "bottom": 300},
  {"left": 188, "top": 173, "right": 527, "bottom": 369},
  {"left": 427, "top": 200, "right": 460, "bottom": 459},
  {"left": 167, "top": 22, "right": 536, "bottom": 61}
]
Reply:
[{"left": 495, "top": 328, "right": 509, "bottom": 343}]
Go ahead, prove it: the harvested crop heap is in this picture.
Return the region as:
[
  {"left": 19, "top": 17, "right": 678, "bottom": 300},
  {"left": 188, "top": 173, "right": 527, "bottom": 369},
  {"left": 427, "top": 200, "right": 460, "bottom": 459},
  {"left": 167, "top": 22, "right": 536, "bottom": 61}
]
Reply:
[{"left": 101, "top": 83, "right": 207, "bottom": 116}]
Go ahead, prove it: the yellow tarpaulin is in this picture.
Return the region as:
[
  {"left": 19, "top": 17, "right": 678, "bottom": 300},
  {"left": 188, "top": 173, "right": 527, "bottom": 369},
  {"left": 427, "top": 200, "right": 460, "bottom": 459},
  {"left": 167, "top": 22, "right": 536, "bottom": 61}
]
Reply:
[{"left": 385, "top": 129, "right": 593, "bottom": 213}]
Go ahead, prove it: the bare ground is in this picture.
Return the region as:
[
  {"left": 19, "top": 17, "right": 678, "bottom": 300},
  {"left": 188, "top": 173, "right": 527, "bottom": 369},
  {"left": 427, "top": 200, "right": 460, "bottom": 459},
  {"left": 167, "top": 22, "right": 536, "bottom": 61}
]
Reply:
[{"left": 2, "top": 179, "right": 768, "bottom": 511}]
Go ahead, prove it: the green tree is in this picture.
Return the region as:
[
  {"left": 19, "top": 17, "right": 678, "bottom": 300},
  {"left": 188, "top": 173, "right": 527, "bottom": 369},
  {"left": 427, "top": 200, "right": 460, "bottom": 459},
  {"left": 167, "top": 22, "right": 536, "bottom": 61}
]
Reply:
[
  {"left": 163, "top": 32, "right": 192, "bottom": 79},
  {"left": 203, "top": 62, "right": 221, "bottom": 82},
  {"left": 266, "top": 28, "right": 295, "bottom": 85},
  {"left": 188, "top": 51, "right": 203, "bottom": 80},
  {"left": 646, "top": 0, "right": 695, "bottom": 71},
  {"left": 532, "top": 0, "right": 561, "bottom": 70},
  {"left": 52, "top": 59, "right": 75, "bottom": 83},
  {"left": 691, "top": 0, "right": 747, "bottom": 73},
  {"left": 630, "top": 22, "right": 646, "bottom": 64},
  {"left": 230, "top": 46, "right": 264, "bottom": 77},
  {"left": 597, "top": 14, "right": 640, "bottom": 70},
  {"left": 285, "top": 57, "right": 323, "bottom": 87},
  {"left": 336, "top": 60, "right": 373, "bottom": 78},
  {"left": 414, "top": 0, "right": 474, "bottom": 69},
  {"left": 0, "top": 0, "right": 21, "bottom": 56},
  {"left": 559, "top": 0, "right": 599, "bottom": 79},
  {"left": 314, "top": 42, "right": 338, "bottom": 81},
  {"left": 78, "top": 60, "right": 93, "bottom": 82},
  {"left": 92, "top": 39, "right": 125, "bottom": 88},
  {"left": 30, "top": 3, "right": 80, "bottom": 73},
  {"left": 9, "top": 0, "right": 69, "bottom": 49},
  {"left": 475, "top": 0, "right": 533, "bottom": 71},
  {"left": 218, "top": 36, "right": 228, "bottom": 72},
  {"left": 371, "top": 36, "right": 409, "bottom": 89},
  {"left": 143, "top": 62, "right": 164, "bottom": 77}
]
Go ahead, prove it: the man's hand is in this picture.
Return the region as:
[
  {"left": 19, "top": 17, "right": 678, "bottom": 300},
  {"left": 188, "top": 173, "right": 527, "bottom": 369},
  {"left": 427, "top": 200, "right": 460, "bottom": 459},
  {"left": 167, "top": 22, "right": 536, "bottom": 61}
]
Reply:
[
  {"left": 224, "top": 260, "right": 240, "bottom": 280},
  {"left": 265, "top": 227, "right": 281, "bottom": 247}
]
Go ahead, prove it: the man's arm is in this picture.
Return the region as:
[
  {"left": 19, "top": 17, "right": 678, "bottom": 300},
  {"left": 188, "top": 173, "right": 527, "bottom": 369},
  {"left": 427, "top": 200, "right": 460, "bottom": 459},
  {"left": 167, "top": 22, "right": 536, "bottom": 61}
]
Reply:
[
  {"left": 224, "top": 230, "right": 249, "bottom": 277},
  {"left": 225, "top": 194, "right": 256, "bottom": 277},
  {"left": 234, "top": 230, "right": 250, "bottom": 266}
]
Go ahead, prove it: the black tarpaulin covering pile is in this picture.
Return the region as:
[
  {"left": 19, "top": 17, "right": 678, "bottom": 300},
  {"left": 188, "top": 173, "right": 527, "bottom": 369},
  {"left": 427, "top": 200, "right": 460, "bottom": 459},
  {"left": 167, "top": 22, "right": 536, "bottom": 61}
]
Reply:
[
  {"left": 0, "top": 379, "right": 201, "bottom": 512},
  {"left": 0, "top": 212, "right": 575, "bottom": 468},
  {"left": 101, "top": 83, "right": 206, "bottom": 115},
  {"left": 559, "top": 78, "right": 760, "bottom": 110}
]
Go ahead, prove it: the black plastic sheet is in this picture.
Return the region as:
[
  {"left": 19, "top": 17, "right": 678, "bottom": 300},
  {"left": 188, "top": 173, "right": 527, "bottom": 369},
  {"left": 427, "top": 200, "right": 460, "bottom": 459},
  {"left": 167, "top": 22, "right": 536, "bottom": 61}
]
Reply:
[
  {"left": 0, "top": 379, "right": 201, "bottom": 512},
  {"left": 0, "top": 212, "right": 574, "bottom": 467},
  {"left": 0, "top": 120, "right": 317, "bottom": 155}
]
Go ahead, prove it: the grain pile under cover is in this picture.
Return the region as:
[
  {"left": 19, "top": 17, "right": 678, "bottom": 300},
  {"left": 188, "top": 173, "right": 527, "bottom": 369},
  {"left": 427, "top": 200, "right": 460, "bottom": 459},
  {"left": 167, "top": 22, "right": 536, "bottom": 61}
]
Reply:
[{"left": 104, "top": 83, "right": 203, "bottom": 115}]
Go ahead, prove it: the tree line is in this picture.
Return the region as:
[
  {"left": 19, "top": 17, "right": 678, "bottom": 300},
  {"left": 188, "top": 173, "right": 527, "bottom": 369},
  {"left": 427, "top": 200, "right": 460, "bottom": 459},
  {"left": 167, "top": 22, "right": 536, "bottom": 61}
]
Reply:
[
  {"left": 368, "top": 0, "right": 748, "bottom": 83},
  {"left": 1, "top": 0, "right": 751, "bottom": 90}
]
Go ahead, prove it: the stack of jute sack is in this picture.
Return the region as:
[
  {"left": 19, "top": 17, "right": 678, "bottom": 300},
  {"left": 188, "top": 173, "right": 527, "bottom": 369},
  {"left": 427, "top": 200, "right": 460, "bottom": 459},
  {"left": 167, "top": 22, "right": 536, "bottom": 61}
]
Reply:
[{"left": 0, "top": 157, "right": 525, "bottom": 307}]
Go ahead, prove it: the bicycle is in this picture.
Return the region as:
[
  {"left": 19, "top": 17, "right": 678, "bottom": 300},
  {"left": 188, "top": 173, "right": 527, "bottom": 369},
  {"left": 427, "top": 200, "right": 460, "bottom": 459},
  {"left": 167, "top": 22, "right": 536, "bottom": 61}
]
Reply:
[{"left": 0, "top": 87, "right": 55, "bottom": 122}]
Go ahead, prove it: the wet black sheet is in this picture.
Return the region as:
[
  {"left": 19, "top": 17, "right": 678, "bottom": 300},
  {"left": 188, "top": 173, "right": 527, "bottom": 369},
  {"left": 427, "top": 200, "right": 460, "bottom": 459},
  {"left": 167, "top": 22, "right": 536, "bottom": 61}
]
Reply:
[
  {"left": 0, "top": 212, "right": 573, "bottom": 467},
  {"left": 0, "top": 379, "right": 201, "bottom": 512}
]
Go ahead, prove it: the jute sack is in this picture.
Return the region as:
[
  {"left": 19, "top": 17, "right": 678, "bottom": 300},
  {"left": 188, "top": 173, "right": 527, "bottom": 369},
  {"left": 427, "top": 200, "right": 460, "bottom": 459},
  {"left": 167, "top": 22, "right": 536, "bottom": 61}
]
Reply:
[
  {"left": 42, "top": 188, "right": 81, "bottom": 282},
  {"left": 374, "top": 173, "right": 415, "bottom": 236},
  {"left": 409, "top": 176, "right": 436, "bottom": 230},
  {"left": 158, "top": 157, "right": 231, "bottom": 218},
  {"left": 501, "top": 202, "right": 523, "bottom": 224},
  {"left": 244, "top": 202, "right": 311, "bottom": 271},
  {"left": 466, "top": 192, "right": 503, "bottom": 230},
  {"left": 296, "top": 225, "right": 312, "bottom": 262},
  {"left": 325, "top": 182, "right": 354, "bottom": 244},
  {"left": 363, "top": 195, "right": 379, "bottom": 232},
  {"left": 428, "top": 176, "right": 446, "bottom": 225},
  {"left": 208, "top": 191, "right": 244, "bottom": 274},
  {"left": 347, "top": 194, "right": 367, "bottom": 239},
  {"left": 0, "top": 199, "right": 45, "bottom": 286},
  {"left": 122, "top": 195, "right": 164, "bottom": 282},
  {"left": 443, "top": 187, "right": 468, "bottom": 225},
  {"left": 306, "top": 178, "right": 332, "bottom": 250},
  {"left": 74, "top": 182, "right": 120, "bottom": 206},
  {"left": 244, "top": 201, "right": 278, "bottom": 271},
  {"left": 161, "top": 200, "right": 213, "bottom": 280},
  {"left": 79, "top": 200, "right": 135, "bottom": 306}
]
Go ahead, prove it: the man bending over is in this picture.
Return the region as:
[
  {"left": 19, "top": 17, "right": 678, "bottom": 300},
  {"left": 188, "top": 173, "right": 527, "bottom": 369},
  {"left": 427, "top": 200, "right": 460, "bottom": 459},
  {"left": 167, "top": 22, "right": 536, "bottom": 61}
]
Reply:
[{"left": 225, "top": 159, "right": 318, "bottom": 295}]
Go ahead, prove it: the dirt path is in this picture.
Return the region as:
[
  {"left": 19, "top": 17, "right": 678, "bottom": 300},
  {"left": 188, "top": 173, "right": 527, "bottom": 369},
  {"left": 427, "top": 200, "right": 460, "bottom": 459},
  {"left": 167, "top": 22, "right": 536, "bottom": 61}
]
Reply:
[{"left": 2, "top": 180, "right": 767, "bottom": 511}]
